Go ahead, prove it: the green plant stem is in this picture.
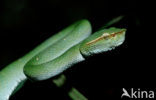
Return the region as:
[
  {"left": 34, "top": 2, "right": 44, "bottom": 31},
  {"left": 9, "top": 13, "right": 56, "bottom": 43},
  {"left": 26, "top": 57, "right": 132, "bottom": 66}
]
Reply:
[
  {"left": 68, "top": 87, "right": 88, "bottom": 100},
  {"left": 53, "top": 74, "right": 88, "bottom": 100}
]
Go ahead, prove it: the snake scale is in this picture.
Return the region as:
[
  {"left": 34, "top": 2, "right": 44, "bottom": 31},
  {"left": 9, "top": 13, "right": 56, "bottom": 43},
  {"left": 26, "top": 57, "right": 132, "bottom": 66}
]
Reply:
[{"left": 0, "top": 19, "right": 126, "bottom": 100}]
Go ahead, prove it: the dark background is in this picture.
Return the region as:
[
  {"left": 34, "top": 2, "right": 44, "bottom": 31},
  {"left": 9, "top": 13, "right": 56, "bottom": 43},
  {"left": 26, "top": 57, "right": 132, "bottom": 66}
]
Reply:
[{"left": 0, "top": 0, "right": 154, "bottom": 100}]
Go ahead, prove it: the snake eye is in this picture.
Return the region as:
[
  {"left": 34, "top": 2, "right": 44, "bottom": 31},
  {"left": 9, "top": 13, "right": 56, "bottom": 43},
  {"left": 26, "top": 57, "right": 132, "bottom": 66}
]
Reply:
[{"left": 80, "top": 27, "right": 126, "bottom": 57}]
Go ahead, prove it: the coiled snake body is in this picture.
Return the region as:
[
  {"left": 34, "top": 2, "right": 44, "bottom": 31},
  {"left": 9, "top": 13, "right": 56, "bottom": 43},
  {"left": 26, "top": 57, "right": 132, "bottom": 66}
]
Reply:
[{"left": 0, "top": 20, "right": 126, "bottom": 100}]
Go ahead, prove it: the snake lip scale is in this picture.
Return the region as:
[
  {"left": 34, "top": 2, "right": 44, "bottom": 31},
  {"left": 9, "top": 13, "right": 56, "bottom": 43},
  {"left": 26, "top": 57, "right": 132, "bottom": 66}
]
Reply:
[{"left": 86, "top": 29, "right": 126, "bottom": 45}]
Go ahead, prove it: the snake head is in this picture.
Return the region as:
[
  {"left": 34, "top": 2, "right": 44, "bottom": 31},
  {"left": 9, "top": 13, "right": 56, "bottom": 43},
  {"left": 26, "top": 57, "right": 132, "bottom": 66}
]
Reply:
[{"left": 80, "top": 27, "right": 126, "bottom": 57}]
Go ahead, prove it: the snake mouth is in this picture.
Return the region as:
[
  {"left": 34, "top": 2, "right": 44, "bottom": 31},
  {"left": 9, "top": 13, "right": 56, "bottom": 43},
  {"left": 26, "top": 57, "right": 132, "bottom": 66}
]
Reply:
[{"left": 80, "top": 28, "right": 126, "bottom": 57}]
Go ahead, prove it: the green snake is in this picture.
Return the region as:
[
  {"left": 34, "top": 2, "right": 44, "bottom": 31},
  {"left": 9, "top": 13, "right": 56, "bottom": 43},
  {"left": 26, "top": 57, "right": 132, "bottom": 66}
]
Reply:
[{"left": 0, "top": 19, "right": 126, "bottom": 100}]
